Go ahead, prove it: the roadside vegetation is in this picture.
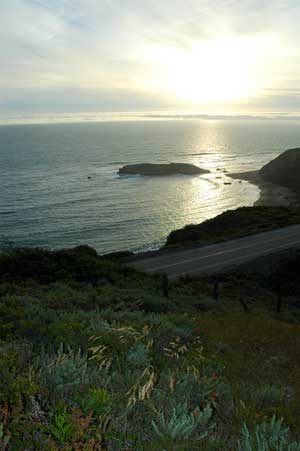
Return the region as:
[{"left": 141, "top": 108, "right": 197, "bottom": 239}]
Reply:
[
  {"left": 0, "top": 245, "right": 300, "bottom": 450},
  {"left": 164, "top": 206, "right": 300, "bottom": 249}
]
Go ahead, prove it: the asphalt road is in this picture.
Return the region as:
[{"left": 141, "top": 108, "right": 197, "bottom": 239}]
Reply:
[{"left": 130, "top": 224, "right": 300, "bottom": 279}]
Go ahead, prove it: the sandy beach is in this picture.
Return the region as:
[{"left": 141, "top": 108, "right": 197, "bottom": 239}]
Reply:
[{"left": 229, "top": 170, "right": 299, "bottom": 207}]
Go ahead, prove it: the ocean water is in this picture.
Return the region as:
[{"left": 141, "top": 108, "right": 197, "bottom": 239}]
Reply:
[{"left": 1, "top": 119, "right": 300, "bottom": 254}]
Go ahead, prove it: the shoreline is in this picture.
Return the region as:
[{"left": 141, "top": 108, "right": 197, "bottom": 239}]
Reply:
[
  {"left": 122, "top": 174, "right": 300, "bottom": 262},
  {"left": 229, "top": 170, "right": 299, "bottom": 207}
]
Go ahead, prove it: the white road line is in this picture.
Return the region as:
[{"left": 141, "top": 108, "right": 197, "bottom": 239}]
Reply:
[
  {"left": 167, "top": 237, "right": 300, "bottom": 279},
  {"left": 141, "top": 230, "right": 300, "bottom": 272}
]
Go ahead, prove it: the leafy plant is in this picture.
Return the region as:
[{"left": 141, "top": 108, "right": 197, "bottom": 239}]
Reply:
[
  {"left": 50, "top": 405, "right": 74, "bottom": 445},
  {"left": 237, "top": 416, "right": 300, "bottom": 451},
  {"left": 127, "top": 343, "right": 150, "bottom": 368},
  {"left": 253, "top": 385, "right": 284, "bottom": 409},
  {"left": 41, "top": 344, "right": 89, "bottom": 397},
  {"left": 76, "top": 388, "right": 110, "bottom": 417},
  {"left": 0, "top": 423, "right": 10, "bottom": 451},
  {"left": 152, "top": 402, "right": 213, "bottom": 441}
]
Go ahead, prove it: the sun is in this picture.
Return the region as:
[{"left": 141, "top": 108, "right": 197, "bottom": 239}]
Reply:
[{"left": 142, "top": 34, "right": 279, "bottom": 104}]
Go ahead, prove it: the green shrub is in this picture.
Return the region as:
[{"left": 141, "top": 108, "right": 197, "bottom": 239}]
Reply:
[
  {"left": 254, "top": 385, "right": 284, "bottom": 410},
  {"left": 237, "top": 416, "right": 300, "bottom": 451},
  {"left": 40, "top": 344, "right": 89, "bottom": 398},
  {"left": 0, "top": 423, "right": 10, "bottom": 450},
  {"left": 152, "top": 402, "right": 213, "bottom": 441},
  {"left": 50, "top": 404, "right": 74, "bottom": 445},
  {"left": 127, "top": 343, "right": 150, "bottom": 369},
  {"left": 0, "top": 341, "right": 38, "bottom": 404},
  {"left": 76, "top": 388, "right": 110, "bottom": 417}
]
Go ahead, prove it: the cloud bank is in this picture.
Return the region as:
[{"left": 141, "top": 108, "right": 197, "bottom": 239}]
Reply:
[{"left": 1, "top": 0, "right": 300, "bottom": 115}]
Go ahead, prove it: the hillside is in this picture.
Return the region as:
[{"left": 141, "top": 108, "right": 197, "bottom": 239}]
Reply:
[
  {"left": 1, "top": 245, "right": 300, "bottom": 450},
  {"left": 164, "top": 206, "right": 300, "bottom": 248},
  {"left": 260, "top": 148, "right": 300, "bottom": 192}
]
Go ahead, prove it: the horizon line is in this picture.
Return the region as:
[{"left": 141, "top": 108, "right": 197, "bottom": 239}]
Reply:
[{"left": 1, "top": 111, "right": 300, "bottom": 126}]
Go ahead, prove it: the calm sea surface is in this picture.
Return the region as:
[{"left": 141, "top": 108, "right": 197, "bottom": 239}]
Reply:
[{"left": 1, "top": 119, "right": 300, "bottom": 253}]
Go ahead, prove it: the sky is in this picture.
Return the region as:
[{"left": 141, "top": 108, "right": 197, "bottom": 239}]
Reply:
[{"left": 1, "top": 0, "right": 300, "bottom": 116}]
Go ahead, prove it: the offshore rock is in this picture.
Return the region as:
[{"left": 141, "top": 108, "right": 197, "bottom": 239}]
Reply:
[{"left": 118, "top": 162, "right": 210, "bottom": 176}]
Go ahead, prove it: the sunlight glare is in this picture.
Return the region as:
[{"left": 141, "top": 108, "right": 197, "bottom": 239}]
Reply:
[{"left": 143, "top": 34, "right": 280, "bottom": 104}]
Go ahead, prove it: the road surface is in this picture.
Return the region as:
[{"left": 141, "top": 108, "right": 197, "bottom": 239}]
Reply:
[{"left": 130, "top": 224, "right": 300, "bottom": 279}]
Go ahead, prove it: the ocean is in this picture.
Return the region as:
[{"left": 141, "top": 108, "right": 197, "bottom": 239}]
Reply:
[{"left": 1, "top": 118, "right": 300, "bottom": 254}]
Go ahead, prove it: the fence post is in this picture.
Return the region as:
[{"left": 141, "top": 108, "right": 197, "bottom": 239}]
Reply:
[
  {"left": 162, "top": 274, "right": 169, "bottom": 298},
  {"left": 276, "top": 292, "right": 282, "bottom": 313},
  {"left": 239, "top": 296, "right": 248, "bottom": 312},
  {"left": 213, "top": 280, "right": 219, "bottom": 300}
]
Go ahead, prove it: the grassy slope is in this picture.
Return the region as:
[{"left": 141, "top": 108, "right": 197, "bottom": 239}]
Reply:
[
  {"left": 201, "top": 309, "right": 300, "bottom": 429},
  {"left": 164, "top": 206, "right": 300, "bottom": 248},
  {"left": 1, "top": 246, "right": 300, "bottom": 450}
]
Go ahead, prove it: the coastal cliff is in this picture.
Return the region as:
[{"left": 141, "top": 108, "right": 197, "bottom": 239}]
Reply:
[
  {"left": 260, "top": 147, "right": 300, "bottom": 191},
  {"left": 229, "top": 147, "right": 300, "bottom": 207}
]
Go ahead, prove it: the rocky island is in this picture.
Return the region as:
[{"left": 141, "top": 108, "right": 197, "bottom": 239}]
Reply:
[{"left": 118, "top": 162, "right": 210, "bottom": 176}]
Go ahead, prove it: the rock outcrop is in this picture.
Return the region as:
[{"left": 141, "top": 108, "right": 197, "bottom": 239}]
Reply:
[
  {"left": 118, "top": 162, "right": 209, "bottom": 176},
  {"left": 260, "top": 148, "right": 300, "bottom": 191}
]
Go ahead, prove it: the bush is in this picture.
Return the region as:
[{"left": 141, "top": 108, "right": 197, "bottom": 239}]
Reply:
[
  {"left": 40, "top": 345, "right": 89, "bottom": 398},
  {"left": 152, "top": 402, "right": 213, "bottom": 443},
  {"left": 237, "top": 416, "right": 300, "bottom": 451}
]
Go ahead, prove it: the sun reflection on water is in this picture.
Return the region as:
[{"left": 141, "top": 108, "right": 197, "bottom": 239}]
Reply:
[{"left": 172, "top": 120, "right": 259, "bottom": 228}]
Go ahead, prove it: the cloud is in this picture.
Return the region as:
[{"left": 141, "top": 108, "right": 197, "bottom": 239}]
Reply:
[
  {"left": 0, "top": 85, "right": 172, "bottom": 114},
  {"left": 1, "top": 0, "right": 300, "bottom": 114}
]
